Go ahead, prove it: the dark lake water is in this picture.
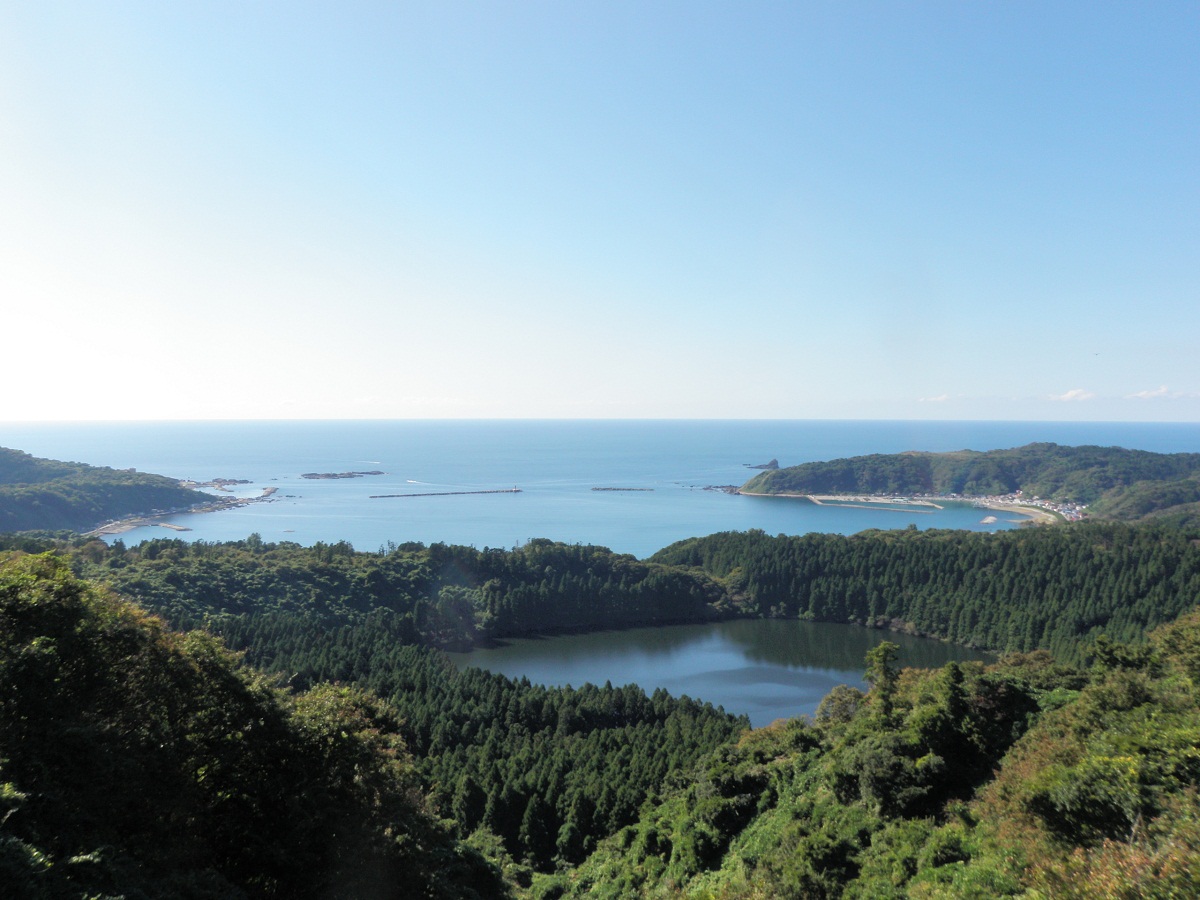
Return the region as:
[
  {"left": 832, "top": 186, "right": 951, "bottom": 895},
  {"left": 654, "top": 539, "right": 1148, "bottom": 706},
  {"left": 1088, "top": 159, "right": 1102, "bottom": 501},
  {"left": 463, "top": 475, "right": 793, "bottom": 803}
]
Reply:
[{"left": 447, "top": 619, "right": 992, "bottom": 727}]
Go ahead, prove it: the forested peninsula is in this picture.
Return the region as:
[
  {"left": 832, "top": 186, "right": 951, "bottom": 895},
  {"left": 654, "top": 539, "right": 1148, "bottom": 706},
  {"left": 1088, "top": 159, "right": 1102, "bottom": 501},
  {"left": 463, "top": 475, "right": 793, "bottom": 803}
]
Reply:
[
  {"left": 0, "top": 446, "right": 206, "bottom": 532},
  {"left": 741, "top": 442, "right": 1200, "bottom": 525}
]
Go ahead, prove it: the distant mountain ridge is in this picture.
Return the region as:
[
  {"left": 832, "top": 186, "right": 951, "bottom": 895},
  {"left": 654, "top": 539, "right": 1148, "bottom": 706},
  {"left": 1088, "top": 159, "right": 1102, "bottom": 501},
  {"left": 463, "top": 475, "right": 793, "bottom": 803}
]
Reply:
[
  {"left": 0, "top": 446, "right": 206, "bottom": 532},
  {"left": 740, "top": 442, "right": 1200, "bottom": 524}
]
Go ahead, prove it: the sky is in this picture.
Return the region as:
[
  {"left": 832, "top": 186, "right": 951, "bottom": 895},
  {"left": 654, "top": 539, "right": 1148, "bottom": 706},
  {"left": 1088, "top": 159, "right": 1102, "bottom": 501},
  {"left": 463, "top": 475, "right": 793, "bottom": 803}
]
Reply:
[{"left": 1, "top": 2, "right": 1197, "bottom": 422}]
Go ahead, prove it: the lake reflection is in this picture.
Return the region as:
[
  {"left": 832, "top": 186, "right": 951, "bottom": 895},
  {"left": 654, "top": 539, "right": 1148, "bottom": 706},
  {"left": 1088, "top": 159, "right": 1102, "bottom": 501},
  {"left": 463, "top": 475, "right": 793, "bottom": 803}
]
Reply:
[{"left": 447, "top": 620, "right": 992, "bottom": 728}]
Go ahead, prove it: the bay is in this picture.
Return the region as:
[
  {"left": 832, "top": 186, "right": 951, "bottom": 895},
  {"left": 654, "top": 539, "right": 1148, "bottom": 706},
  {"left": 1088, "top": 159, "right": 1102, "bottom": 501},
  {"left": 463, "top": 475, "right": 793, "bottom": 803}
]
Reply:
[
  {"left": 1, "top": 419, "right": 1196, "bottom": 559},
  {"left": 447, "top": 619, "right": 993, "bottom": 728}
]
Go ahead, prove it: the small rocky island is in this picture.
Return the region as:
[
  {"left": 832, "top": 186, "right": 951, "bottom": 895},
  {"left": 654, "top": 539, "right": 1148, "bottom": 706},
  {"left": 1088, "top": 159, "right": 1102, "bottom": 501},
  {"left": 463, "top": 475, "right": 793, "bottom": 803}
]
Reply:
[
  {"left": 300, "top": 470, "right": 385, "bottom": 480},
  {"left": 744, "top": 458, "right": 780, "bottom": 470}
]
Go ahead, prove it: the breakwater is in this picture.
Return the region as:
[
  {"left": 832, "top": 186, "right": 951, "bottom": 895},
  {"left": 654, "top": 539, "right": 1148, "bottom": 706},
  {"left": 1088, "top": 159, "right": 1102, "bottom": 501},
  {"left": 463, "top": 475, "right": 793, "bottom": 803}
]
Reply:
[{"left": 370, "top": 488, "right": 522, "bottom": 499}]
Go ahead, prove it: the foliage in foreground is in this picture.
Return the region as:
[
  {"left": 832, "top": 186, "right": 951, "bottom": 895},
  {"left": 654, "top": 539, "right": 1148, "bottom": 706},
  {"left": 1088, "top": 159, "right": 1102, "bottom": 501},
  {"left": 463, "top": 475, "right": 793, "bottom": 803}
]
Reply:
[
  {"left": 0, "top": 553, "right": 507, "bottom": 899},
  {"left": 548, "top": 619, "right": 1200, "bottom": 899},
  {"left": 220, "top": 611, "right": 748, "bottom": 877}
]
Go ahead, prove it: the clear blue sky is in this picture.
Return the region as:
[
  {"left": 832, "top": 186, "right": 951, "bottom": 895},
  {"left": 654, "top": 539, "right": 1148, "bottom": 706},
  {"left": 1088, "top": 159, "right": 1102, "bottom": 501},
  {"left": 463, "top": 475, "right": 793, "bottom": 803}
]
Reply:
[{"left": 2, "top": 2, "right": 1197, "bottom": 421}]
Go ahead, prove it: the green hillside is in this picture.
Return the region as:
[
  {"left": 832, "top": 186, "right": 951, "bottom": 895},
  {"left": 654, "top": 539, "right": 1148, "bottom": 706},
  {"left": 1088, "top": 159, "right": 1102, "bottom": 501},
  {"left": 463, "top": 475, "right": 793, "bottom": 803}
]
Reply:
[
  {"left": 548, "top": 619, "right": 1200, "bottom": 899},
  {"left": 7, "top": 534, "right": 1200, "bottom": 898},
  {"left": 740, "top": 443, "right": 1200, "bottom": 524},
  {"left": 650, "top": 524, "right": 1200, "bottom": 661},
  {"left": 52, "top": 521, "right": 1200, "bottom": 669},
  {"left": 0, "top": 446, "right": 207, "bottom": 532},
  {"left": 0, "top": 553, "right": 506, "bottom": 898}
]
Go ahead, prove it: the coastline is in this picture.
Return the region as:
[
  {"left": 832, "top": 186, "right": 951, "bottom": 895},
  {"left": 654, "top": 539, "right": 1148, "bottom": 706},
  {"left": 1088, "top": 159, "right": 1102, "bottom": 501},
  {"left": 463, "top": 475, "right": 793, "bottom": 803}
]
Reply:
[
  {"left": 87, "top": 486, "right": 278, "bottom": 537},
  {"left": 738, "top": 491, "right": 942, "bottom": 514},
  {"left": 972, "top": 500, "right": 1061, "bottom": 525},
  {"left": 738, "top": 491, "right": 1063, "bottom": 525}
]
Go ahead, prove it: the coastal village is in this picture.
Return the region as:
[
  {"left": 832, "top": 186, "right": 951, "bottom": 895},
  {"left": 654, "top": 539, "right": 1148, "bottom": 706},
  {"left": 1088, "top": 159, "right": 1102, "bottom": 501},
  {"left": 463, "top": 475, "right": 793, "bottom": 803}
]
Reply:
[{"left": 959, "top": 489, "right": 1087, "bottom": 522}]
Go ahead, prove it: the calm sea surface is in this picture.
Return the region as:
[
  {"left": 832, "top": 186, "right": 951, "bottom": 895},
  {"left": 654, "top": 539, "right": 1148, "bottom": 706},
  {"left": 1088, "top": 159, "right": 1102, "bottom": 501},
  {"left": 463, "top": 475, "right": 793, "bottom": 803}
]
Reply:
[
  {"left": 3, "top": 419, "right": 1196, "bottom": 558},
  {"left": 5, "top": 419, "right": 1195, "bottom": 722}
]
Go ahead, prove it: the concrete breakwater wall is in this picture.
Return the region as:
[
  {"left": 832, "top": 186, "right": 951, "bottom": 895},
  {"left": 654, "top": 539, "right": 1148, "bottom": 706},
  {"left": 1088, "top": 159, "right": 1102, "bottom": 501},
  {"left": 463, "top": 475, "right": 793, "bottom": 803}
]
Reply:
[{"left": 370, "top": 488, "right": 522, "bottom": 499}]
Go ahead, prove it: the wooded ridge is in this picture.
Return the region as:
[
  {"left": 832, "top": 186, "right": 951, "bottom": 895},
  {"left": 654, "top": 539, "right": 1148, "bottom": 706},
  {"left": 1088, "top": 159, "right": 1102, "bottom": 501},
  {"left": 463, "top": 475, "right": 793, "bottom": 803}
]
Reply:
[
  {"left": 0, "top": 446, "right": 207, "bottom": 533},
  {"left": 741, "top": 442, "right": 1200, "bottom": 525}
]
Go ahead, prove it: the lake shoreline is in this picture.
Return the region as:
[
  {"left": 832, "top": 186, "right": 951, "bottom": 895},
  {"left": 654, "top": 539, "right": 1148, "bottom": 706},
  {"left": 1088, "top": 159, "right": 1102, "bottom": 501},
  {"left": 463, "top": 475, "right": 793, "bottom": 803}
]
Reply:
[{"left": 448, "top": 617, "right": 994, "bottom": 727}]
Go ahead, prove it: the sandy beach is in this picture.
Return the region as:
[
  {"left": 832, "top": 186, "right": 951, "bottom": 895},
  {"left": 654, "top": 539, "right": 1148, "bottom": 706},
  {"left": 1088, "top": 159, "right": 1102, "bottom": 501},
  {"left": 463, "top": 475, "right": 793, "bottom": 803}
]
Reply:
[
  {"left": 738, "top": 491, "right": 1062, "bottom": 525},
  {"left": 972, "top": 500, "right": 1061, "bottom": 525}
]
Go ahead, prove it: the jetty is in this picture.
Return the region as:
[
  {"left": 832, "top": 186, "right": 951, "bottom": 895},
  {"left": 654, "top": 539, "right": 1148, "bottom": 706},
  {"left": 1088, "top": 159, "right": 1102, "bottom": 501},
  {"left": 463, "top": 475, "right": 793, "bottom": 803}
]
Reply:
[{"left": 370, "top": 488, "right": 522, "bottom": 499}]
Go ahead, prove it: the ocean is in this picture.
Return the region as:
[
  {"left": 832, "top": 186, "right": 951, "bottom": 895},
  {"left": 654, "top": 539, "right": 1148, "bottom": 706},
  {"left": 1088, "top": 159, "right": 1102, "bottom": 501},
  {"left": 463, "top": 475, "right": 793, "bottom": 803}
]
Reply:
[{"left": 3, "top": 419, "right": 1197, "bottom": 559}]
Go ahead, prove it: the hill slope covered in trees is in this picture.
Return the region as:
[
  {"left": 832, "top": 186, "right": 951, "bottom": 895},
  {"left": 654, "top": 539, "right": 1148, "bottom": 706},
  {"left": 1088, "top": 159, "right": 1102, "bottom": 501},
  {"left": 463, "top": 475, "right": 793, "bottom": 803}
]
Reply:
[
  {"left": 651, "top": 524, "right": 1200, "bottom": 661},
  {"left": 20, "top": 522, "right": 1197, "bottom": 669},
  {"left": 6, "top": 535, "right": 1200, "bottom": 898},
  {"left": 0, "top": 446, "right": 206, "bottom": 532},
  {"left": 0, "top": 553, "right": 506, "bottom": 899},
  {"left": 546, "top": 617, "right": 1200, "bottom": 898}
]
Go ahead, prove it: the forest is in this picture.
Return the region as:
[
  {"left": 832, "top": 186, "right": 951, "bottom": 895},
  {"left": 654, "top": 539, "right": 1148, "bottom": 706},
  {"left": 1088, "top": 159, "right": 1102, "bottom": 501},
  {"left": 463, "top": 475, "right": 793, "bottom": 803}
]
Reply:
[
  {"left": 44, "top": 519, "right": 1200, "bottom": 664},
  {"left": 3, "top": 514, "right": 1200, "bottom": 896},
  {"left": 741, "top": 442, "right": 1200, "bottom": 525}
]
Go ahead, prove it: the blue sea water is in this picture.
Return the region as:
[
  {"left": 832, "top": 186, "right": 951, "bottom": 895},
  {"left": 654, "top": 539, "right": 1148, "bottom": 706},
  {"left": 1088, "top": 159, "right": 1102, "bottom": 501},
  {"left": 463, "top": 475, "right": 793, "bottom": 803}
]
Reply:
[{"left": 2, "top": 419, "right": 1197, "bottom": 559}]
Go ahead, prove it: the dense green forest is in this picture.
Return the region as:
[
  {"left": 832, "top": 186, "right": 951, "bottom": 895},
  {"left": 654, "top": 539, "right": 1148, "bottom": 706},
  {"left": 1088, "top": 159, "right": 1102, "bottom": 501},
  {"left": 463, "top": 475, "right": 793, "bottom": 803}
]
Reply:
[
  {"left": 6, "top": 529, "right": 1200, "bottom": 897},
  {"left": 651, "top": 524, "right": 1200, "bottom": 661},
  {"left": 5, "top": 536, "right": 749, "bottom": 880},
  {"left": 0, "top": 446, "right": 206, "bottom": 532},
  {"left": 741, "top": 443, "right": 1200, "bottom": 524},
  {"left": 73, "top": 535, "right": 730, "bottom": 642},
  {"left": 43, "top": 520, "right": 1200, "bottom": 666},
  {"left": 546, "top": 618, "right": 1200, "bottom": 898},
  {"left": 0, "top": 554, "right": 507, "bottom": 899}
]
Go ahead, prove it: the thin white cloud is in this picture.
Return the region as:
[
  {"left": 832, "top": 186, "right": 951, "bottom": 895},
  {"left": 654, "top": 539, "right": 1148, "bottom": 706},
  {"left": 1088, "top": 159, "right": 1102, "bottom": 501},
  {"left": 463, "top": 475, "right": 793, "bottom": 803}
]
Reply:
[
  {"left": 1127, "top": 385, "right": 1200, "bottom": 400},
  {"left": 918, "top": 394, "right": 950, "bottom": 403},
  {"left": 1128, "top": 385, "right": 1170, "bottom": 399},
  {"left": 1050, "top": 388, "right": 1096, "bottom": 402}
]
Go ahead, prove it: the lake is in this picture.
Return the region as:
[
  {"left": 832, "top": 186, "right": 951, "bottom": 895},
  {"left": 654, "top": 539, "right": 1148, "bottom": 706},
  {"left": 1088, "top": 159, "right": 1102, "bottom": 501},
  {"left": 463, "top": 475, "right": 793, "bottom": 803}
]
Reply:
[{"left": 447, "top": 618, "right": 993, "bottom": 727}]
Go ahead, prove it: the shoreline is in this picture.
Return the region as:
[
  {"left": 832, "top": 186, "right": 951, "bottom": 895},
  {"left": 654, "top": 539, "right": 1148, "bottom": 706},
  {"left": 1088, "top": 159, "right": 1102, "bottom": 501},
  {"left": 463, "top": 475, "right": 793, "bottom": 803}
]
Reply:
[
  {"left": 738, "top": 491, "right": 1062, "bottom": 525},
  {"left": 86, "top": 486, "right": 278, "bottom": 537},
  {"left": 739, "top": 491, "right": 942, "bottom": 512},
  {"left": 972, "top": 500, "right": 1061, "bottom": 525}
]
